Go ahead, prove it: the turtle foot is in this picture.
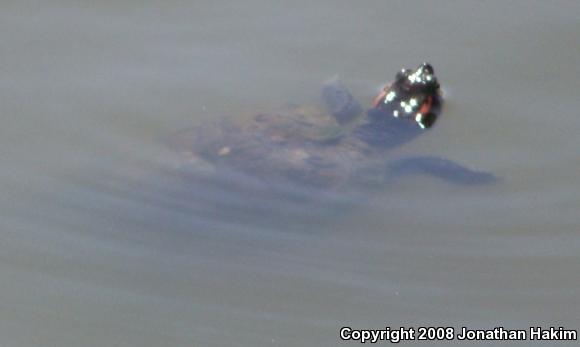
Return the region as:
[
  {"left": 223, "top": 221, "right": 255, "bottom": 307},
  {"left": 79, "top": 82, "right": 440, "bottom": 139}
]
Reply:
[
  {"left": 321, "top": 77, "right": 362, "bottom": 124},
  {"left": 387, "top": 156, "right": 498, "bottom": 185}
]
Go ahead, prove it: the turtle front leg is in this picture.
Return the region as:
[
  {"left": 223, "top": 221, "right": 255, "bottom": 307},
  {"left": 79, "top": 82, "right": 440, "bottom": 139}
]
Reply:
[
  {"left": 387, "top": 156, "right": 497, "bottom": 185},
  {"left": 321, "top": 78, "right": 362, "bottom": 124}
]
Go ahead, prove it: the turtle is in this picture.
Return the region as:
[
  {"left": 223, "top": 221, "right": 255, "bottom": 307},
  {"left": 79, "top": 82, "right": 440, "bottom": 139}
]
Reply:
[{"left": 174, "top": 63, "right": 495, "bottom": 193}]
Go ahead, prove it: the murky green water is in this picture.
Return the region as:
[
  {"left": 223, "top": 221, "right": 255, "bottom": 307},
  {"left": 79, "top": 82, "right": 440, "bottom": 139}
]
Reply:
[{"left": 1, "top": 1, "right": 579, "bottom": 346}]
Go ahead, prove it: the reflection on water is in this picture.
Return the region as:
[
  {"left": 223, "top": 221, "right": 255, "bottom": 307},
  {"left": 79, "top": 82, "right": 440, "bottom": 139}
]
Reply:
[{"left": 1, "top": 1, "right": 580, "bottom": 346}]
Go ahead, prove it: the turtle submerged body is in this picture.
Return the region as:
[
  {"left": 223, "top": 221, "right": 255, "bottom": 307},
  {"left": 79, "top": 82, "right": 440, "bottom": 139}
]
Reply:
[
  {"left": 188, "top": 106, "right": 365, "bottom": 189},
  {"left": 181, "top": 63, "right": 495, "bottom": 192}
]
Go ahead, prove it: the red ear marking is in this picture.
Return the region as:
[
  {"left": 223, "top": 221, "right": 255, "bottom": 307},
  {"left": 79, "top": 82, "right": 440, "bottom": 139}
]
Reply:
[
  {"left": 372, "top": 85, "right": 390, "bottom": 108},
  {"left": 419, "top": 95, "right": 433, "bottom": 115}
]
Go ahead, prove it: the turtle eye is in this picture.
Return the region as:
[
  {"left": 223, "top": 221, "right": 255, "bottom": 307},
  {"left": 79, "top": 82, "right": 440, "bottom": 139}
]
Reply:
[
  {"left": 395, "top": 69, "right": 411, "bottom": 83},
  {"left": 420, "top": 63, "right": 434, "bottom": 74},
  {"left": 395, "top": 71, "right": 406, "bottom": 83}
]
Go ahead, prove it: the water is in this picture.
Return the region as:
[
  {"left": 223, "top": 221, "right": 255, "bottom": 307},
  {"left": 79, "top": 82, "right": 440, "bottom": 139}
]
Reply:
[{"left": 1, "top": 1, "right": 579, "bottom": 346}]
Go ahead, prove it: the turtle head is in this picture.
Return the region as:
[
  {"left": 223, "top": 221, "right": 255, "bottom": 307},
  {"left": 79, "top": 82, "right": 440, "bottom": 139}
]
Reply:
[{"left": 372, "top": 62, "right": 442, "bottom": 129}]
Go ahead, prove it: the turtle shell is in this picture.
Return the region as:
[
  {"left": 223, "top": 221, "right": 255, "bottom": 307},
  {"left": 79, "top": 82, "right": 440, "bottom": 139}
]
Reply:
[{"left": 179, "top": 104, "right": 385, "bottom": 189}]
